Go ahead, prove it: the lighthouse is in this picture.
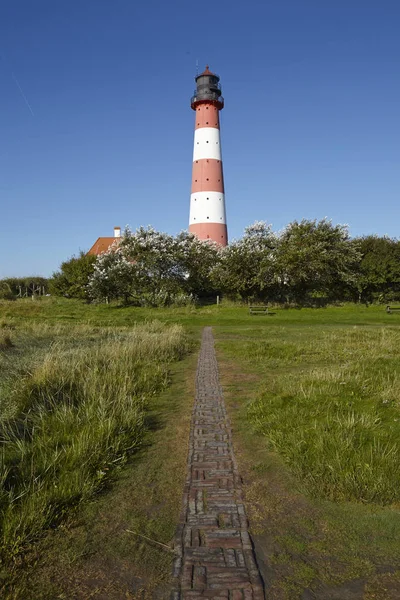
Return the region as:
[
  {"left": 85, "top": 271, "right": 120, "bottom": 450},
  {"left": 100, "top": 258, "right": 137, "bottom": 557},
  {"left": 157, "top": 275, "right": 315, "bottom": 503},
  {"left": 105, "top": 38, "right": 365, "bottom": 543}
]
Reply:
[{"left": 189, "top": 66, "right": 228, "bottom": 246}]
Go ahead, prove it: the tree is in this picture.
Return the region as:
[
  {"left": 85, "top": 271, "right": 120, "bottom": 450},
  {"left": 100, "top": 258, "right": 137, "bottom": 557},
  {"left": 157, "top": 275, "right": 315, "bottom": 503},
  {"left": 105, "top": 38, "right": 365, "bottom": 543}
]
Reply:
[
  {"left": 216, "top": 222, "right": 277, "bottom": 301},
  {"left": 354, "top": 235, "right": 400, "bottom": 302},
  {"left": 50, "top": 252, "right": 96, "bottom": 299},
  {"left": 87, "top": 227, "right": 223, "bottom": 305},
  {"left": 119, "top": 226, "right": 186, "bottom": 304},
  {"left": 275, "top": 219, "right": 361, "bottom": 304},
  {"left": 84, "top": 219, "right": 400, "bottom": 307},
  {"left": 175, "top": 231, "right": 221, "bottom": 297},
  {"left": 88, "top": 248, "right": 135, "bottom": 303}
]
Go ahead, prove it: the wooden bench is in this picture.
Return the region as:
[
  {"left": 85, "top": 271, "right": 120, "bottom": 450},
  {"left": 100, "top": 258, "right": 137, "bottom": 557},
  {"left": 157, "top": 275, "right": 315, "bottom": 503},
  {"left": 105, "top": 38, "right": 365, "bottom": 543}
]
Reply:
[
  {"left": 249, "top": 305, "right": 269, "bottom": 315},
  {"left": 386, "top": 305, "right": 400, "bottom": 314}
]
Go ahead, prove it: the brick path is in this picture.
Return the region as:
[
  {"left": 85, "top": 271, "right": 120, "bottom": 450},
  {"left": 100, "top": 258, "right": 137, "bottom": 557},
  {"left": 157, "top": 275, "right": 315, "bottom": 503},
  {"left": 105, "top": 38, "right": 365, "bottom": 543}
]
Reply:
[{"left": 171, "top": 327, "right": 264, "bottom": 599}]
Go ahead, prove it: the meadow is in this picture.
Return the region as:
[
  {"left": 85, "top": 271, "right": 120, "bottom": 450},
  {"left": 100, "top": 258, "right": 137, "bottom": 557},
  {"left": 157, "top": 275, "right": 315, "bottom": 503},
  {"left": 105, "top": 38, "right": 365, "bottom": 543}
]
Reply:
[
  {"left": 218, "top": 324, "right": 400, "bottom": 504},
  {"left": 214, "top": 309, "right": 400, "bottom": 598},
  {"left": 0, "top": 309, "right": 191, "bottom": 597},
  {"left": 1, "top": 297, "right": 400, "bottom": 598}
]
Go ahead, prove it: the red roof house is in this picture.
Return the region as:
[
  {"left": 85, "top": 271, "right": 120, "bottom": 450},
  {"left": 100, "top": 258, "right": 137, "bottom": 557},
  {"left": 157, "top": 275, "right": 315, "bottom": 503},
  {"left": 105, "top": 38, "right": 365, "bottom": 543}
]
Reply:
[{"left": 87, "top": 227, "right": 122, "bottom": 256}]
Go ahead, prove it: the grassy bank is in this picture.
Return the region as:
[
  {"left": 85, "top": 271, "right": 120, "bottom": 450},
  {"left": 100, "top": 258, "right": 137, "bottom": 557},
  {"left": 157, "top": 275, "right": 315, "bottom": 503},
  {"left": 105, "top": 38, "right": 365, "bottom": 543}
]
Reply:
[{"left": 0, "top": 318, "right": 190, "bottom": 586}]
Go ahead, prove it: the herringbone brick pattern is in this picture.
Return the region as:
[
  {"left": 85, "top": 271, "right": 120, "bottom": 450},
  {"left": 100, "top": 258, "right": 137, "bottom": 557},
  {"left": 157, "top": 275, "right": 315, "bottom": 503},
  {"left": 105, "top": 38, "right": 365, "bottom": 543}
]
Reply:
[{"left": 171, "top": 327, "right": 264, "bottom": 599}]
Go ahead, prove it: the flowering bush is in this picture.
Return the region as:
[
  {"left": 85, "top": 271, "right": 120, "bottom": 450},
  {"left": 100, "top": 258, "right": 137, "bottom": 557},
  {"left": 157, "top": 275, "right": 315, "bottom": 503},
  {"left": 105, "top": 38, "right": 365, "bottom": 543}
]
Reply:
[
  {"left": 88, "top": 226, "right": 220, "bottom": 305},
  {"left": 84, "top": 220, "right": 397, "bottom": 305}
]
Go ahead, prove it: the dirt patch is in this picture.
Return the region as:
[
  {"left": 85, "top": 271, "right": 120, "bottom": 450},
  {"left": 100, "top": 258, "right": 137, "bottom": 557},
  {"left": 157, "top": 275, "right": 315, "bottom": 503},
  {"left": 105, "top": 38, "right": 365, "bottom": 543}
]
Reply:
[
  {"left": 363, "top": 571, "right": 400, "bottom": 600},
  {"left": 302, "top": 579, "right": 367, "bottom": 600}
]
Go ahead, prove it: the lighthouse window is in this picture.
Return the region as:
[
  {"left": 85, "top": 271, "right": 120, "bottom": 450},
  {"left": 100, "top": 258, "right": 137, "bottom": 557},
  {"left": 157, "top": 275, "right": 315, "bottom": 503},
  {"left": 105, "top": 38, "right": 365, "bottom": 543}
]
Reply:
[
  {"left": 206, "top": 141, "right": 209, "bottom": 143},
  {"left": 206, "top": 178, "right": 209, "bottom": 181},
  {"left": 206, "top": 121, "right": 208, "bottom": 124},
  {"left": 206, "top": 107, "right": 209, "bottom": 110},
  {"left": 207, "top": 216, "right": 209, "bottom": 219}
]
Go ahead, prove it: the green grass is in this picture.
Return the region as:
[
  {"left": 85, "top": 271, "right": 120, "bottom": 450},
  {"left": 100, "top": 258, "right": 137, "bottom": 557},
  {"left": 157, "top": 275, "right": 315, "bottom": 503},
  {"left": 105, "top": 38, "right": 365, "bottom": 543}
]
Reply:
[
  {"left": 3, "top": 351, "right": 197, "bottom": 599},
  {"left": 1, "top": 296, "right": 399, "bottom": 329},
  {"left": 0, "top": 317, "right": 190, "bottom": 584},
  {"left": 218, "top": 364, "right": 400, "bottom": 599},
  {"left": 214, "top": 314, "right": 400, "bottom": 598},
  {"left": 218, "top": 326, "right": 400, "bottom": 504},
  {"left": 3, "top": 297, "right": 400, "bottom": 597}
]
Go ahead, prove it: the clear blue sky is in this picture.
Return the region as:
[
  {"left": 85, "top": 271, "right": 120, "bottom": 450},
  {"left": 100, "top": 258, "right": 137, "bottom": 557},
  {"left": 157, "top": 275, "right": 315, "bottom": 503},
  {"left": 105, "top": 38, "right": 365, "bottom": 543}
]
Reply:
[{"left": 1, "top": 0, "right": 399, "bottom": 277}]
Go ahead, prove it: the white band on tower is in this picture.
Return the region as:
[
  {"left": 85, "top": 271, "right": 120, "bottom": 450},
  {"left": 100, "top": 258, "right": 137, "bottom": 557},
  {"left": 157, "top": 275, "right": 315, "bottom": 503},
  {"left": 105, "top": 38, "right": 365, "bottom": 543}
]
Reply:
[
  {"left": 193, "top": 128, "right": 222, "bottom": 162},
  {"left": 189, "top": 191, "right": 226, "bottom": 225}
]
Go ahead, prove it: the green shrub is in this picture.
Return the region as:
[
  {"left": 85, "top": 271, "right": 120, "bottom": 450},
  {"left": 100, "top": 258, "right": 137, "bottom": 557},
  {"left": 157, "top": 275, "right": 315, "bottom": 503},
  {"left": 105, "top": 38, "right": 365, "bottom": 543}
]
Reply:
[{"left": 0, "top": 283, "right": 15, "bottom": 301}]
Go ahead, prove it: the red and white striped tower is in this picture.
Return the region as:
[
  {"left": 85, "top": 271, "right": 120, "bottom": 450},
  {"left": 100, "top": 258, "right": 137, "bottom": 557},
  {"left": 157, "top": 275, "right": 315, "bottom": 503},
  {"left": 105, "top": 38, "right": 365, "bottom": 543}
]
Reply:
[{"left": 189, "top": 66, "right": 228, "bottom": 246}]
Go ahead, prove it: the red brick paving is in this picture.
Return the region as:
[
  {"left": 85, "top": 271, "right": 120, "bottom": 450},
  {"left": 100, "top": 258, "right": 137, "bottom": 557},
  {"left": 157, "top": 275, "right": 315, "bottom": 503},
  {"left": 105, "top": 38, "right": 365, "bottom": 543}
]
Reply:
[{"left": 171, "top": 327, "right": 264, "bottom": 599}]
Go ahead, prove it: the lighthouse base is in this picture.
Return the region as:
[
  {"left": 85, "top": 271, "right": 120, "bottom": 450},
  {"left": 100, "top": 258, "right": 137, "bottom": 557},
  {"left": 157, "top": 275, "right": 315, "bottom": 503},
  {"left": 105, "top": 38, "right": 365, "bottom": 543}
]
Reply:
[{"left": 189, "top": 222, "right": 228, "bottom": 246}]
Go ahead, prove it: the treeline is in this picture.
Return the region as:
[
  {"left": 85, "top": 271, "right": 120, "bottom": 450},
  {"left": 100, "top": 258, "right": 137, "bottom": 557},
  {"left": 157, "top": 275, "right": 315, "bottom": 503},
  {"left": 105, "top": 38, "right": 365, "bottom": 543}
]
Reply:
[
  {"left": 0, "top": 254, "right": 95, "bottom": 301},
  {"left": 53, "top": 219, "right": 400, "bottom": 306},
  {"left": 0, "top": 277, "right": 49, "bottom": 300},
  {"left": 2, "top": 220, "right": 399, "bottom": 305}
]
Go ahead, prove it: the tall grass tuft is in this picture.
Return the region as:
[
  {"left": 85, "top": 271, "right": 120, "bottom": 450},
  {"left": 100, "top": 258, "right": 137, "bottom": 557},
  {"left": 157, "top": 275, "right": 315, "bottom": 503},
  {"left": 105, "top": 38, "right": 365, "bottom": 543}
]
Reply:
[
  {"left": 0, "top": 330, "right": 13, "bottom": 350},
  {"left": 0, "top": 321, "right": 189, "bottom": 563}
]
